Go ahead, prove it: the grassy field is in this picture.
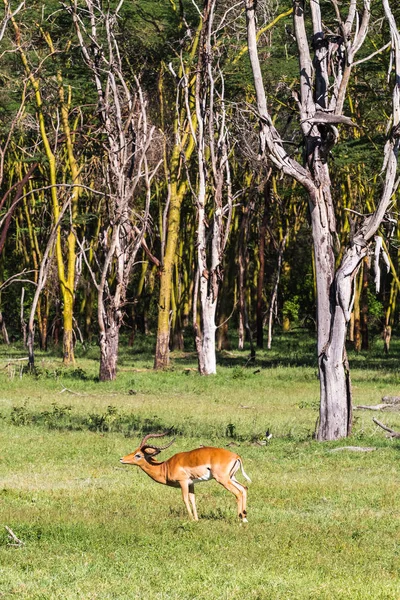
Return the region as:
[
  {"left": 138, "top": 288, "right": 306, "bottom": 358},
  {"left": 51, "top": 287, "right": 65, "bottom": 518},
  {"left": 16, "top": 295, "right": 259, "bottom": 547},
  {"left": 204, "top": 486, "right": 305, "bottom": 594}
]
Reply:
[{"left": 1, "top": 332, "right": 400, "bottom": 599}]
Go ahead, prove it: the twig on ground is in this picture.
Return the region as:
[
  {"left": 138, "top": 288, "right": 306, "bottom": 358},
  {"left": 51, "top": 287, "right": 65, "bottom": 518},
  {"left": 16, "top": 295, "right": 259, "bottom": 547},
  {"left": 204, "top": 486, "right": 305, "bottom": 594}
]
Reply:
[
  {"left": 382, "top": 396, "right": 400, "bottom": 404},
  {"left": 5, "top": 526, "right": 24, "bottom": 547},
  {"left": 355, "top": 403, "right": 399, "bottom": 411},
  {"left": 373, "top": 418, "right": 400, "bottom": 438},
  {"left": 59, "top": 387, "right": 85, "bottom": 396},
  {"left": 328, "top": 446, "right": 376, "bottom": 452},
  {"left": 1, "top": 357, "right": 29, "bottom": 363}
]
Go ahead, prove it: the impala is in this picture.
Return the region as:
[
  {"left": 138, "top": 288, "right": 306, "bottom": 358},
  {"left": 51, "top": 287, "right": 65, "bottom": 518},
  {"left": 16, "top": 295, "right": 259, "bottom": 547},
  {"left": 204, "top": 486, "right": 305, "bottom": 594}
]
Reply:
[{"left": 120, "top": 432, "right": 251, "bottom": 522}]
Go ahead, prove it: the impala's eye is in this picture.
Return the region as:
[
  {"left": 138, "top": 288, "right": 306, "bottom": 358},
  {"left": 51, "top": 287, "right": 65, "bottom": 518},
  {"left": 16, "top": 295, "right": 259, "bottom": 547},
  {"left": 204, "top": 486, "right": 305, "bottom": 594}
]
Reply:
[{"left": 135, "top": 453, "right": 141, "bottom": 459}]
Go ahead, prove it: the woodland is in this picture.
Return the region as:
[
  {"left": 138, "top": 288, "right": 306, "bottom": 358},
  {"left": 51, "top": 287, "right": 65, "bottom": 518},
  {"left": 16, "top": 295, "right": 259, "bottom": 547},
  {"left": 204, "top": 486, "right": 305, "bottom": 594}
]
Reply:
[{"left": 0, "top": 0, "right": 400, "bottom": 442}]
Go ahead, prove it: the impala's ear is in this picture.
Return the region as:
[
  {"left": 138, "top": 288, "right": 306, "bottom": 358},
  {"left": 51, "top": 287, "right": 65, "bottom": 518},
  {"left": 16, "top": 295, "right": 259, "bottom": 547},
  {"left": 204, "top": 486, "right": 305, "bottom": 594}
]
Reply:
[{"left": 142, "top": 446, "right": 160, "bottom": 456}]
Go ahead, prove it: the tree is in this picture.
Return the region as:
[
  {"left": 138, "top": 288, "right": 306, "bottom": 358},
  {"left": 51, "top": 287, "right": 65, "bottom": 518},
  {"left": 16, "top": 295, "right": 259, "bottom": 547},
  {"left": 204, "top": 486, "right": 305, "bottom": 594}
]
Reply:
[
  {"left": 153, "top": 18, "right": 199, "bottom": 370},
  {"left": 71, "top": 0, "right": 159, "bottom": 380},
  {"left": 191, "top": 0, "right": 234, "bottom": 374},
  {"left": 7, "top": 1, "right": 86, "bottom": 364},
  {"left": 245, "top": 0, "right": 400, "bottom": 440}
]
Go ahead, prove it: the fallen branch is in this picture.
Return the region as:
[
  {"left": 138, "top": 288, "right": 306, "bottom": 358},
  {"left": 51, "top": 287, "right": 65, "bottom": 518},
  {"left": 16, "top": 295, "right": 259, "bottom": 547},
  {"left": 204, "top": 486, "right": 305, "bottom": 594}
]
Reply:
[
  {"left": 5, "top": 526, "right": 24, "bottom": 547},
  {"left": 59, "top": 387, "right": 85, "bottom": 396},
  {"left": 373, "top": 418, "right": 400, "bottom": 438},
  {"left": 355, "top": 403, "right": 399, "bottom": 411},
  {"left": 328, "top": 446, "right": 376, "bottom": 452},
  {"left": 382, "top": 396, "right": 400, "bottom": 404}
]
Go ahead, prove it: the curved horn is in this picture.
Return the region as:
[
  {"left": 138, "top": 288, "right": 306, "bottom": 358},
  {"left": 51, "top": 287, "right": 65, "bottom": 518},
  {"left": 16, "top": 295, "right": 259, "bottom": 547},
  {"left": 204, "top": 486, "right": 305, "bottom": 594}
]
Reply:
[
  {"left": 142, "top": 437, "right": 176, "bottom": 455},
  {"left": 140, "top": 431, "right": 174, "bottom": 450}
]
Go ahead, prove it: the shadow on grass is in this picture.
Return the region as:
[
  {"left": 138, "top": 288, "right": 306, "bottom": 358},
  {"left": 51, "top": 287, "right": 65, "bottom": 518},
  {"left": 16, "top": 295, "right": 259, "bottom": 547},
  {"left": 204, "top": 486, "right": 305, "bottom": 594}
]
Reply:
[
  {"left": 5, "top": 402, "right": 183, "bottom": 436},
  {"left": 4, "top": 328, "right": 400, "bottom": 374}
]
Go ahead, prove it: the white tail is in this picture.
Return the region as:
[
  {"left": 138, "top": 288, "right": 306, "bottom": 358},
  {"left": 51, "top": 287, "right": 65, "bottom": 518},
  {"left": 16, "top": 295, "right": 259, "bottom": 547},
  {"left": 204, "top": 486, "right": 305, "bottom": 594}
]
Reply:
[{"left": 238, "top": 459, "right": 252, "bottom": 483}]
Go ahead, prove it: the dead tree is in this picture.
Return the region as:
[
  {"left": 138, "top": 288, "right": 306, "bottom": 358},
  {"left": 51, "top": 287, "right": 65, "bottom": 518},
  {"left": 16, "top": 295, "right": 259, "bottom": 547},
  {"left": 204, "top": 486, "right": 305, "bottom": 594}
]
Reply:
[
  {"left": 70, "top": 0, "right": 159, "bottom": 380},
  {"left": 192, "top": 0, "right": 234, "bottom": 374},
  {"left": 245, "top": 0, "right": 400, "bottom": 440}
]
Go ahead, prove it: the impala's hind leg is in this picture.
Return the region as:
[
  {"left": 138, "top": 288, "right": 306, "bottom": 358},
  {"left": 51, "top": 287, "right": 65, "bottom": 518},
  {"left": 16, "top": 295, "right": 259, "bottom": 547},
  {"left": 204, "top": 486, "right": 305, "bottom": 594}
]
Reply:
[
  {"left": 231, "top": 476, "right": 248, "bottom": 522},
  {"left": 215, "top": 477, "right": 246, "bottom": 522}
]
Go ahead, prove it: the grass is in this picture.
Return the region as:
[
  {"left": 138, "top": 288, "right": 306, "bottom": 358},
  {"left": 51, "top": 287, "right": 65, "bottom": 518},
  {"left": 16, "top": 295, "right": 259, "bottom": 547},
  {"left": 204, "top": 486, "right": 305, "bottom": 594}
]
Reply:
[{"left": 1, "top": 331, "right": 400, "bottom": 598}]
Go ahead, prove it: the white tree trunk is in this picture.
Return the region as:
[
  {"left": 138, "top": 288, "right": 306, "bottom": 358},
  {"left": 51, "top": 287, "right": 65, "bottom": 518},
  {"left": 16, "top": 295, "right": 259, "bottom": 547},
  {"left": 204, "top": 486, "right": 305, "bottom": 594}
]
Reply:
[
  {"left": 201, "top": 296, "right": 217, "bottom": 375},
  {"left": 245, "top": 0, "right": 400, "bottom": 440}
]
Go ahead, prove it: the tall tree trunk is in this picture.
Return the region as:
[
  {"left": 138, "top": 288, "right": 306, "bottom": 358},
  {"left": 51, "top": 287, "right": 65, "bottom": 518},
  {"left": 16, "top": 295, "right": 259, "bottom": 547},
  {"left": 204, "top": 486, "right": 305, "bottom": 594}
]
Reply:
[
  {"left": 256, "top": 180, "right": 270, "bottom": 348},
  {"left": 308, "top": 182, "right": 353, "bottom": 441},
  {"left": 154, "top": 25, "right": 200, "bottom": 370},
  {"left": 353, "top": 263, "right": 362, "bottom": 352},
  {"left": 62, "top": 292, "right": 75, "bottom": 364},
  {"left": 99, "top": 319, "right": 120, "bottom": 381},
  {"left": 267, "top": 232, "right": 288, "bottom": 348},
  {"left": 154, "top": 183, "right": 186, "bottom": 369},
  {"left": 0, "top": 310, "right": 9, "bottom": 344},
  {"left": 237, "top": 200, "right": 254, "bottom": 350},
  {"left": 383, "top": 274, "right": 398, "bottom": 354},
  {"left": 20, "top": 287, "right": 27, "bottom": 347},
  {"left": 361, "top": 259, "right": 369, "bottom": 351}
]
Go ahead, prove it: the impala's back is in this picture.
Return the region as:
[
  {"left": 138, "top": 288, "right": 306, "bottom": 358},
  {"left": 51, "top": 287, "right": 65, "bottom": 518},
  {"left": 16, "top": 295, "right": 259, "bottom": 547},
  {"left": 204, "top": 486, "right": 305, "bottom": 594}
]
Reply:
[{"left": 164, "top": 446, "right": 240, "bottom": 484}]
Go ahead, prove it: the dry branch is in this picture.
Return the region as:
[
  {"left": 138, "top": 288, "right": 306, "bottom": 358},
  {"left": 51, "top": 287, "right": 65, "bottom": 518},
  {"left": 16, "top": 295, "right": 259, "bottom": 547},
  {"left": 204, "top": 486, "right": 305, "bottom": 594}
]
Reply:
[
  {"left": 382, "top": 396, "right": 400, "bottom": 404},
  {"left": 59, "top": 387, "right": 85, "bottom": 396},
  {"left": 328, "top": 446, "right": 376, "bottom": 452},
  {"left": 355, "top": 403, "right": 400, "bottom": 411},
  {"left": 373, "top": 418, "right": 400, "bottom": 438},
  {"left": 5, "top": 526, "right": 24, "bottom": 547}
]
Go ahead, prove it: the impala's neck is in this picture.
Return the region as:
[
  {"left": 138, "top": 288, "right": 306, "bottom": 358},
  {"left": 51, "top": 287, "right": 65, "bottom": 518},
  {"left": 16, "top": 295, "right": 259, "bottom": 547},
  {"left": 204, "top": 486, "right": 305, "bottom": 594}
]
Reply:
[{"left": 140, "top": 457, "right": 167, "bottom": 484}]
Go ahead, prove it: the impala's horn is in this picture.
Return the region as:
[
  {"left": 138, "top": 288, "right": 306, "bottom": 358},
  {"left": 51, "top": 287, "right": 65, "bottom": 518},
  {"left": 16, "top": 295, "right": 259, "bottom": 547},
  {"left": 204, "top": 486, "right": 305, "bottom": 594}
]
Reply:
[{"left": 140, "top": 431, "right": 175, "bottom": 455}]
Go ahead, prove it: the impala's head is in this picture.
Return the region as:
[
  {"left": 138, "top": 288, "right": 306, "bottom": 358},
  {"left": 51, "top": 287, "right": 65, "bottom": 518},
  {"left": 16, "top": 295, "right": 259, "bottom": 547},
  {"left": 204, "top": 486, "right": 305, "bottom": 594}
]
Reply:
[{"left": 120, "top": 431, "right": 175, "bottom": 465}]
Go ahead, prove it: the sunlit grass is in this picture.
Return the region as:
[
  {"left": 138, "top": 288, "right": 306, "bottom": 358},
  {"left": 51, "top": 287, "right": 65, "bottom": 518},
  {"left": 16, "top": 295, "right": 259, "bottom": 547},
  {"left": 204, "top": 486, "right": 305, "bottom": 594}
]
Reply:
[{"left": 1, "top": 331, "right": 400, "bottom": 598}]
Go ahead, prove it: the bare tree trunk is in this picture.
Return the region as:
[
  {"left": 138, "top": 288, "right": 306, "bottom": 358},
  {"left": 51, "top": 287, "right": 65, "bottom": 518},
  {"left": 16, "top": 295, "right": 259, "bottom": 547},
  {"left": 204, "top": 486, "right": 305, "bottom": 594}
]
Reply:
[
  {"left": 193, "top": 272, "right": 206, "bottom": 375},
  {"left": 256, "top": 180, "right": 271, "bottom": 348},
  {"left": 361, "top": 260, "right": 369, "bottom": 351},
  {"left": 20, "top": 287, "right": 26, "bottom": 346},
  {"left": 38, "top": 291, "right": 49, "bottom": 351},
  {"left": 383, "top": 270, "right": 397, "bottom": 354},
  {"left": 192, "top": 0, "right": 233, "bottom": 374},
  {"left": 0, "top": 311, "right": 9, "bottom": 344},
  {"left": 71, "top": 1, "right": 156, "bottom": 381},
  {"left": 27, "top": 202, "right": 69, "bottom": 369},
  {"left": 238, "top": 199, "right": 255, "bottom": 350},
  {"left": 353, "top": 263, "right": 362, "bottom": 351},
  {"left": 245, "top": 0, "right": 400, "bottom": 440},
  {"left": 267, "top": 232, "right": 288, "bottom": 349},
  {"left": 99, "top": 319, "right": 120, "bottom": 381}
]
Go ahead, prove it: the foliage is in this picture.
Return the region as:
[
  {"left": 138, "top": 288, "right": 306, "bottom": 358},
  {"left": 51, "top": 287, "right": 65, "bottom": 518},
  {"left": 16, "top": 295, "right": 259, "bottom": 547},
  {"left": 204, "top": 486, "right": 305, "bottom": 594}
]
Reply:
[{"left": 282, "top": 296, "right": 300, "bottom": 322}]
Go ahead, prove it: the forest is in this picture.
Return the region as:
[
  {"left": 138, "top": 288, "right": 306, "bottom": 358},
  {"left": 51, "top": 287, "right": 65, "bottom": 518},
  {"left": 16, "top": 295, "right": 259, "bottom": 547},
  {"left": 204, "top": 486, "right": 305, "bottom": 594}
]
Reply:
[
  {"left": 3, "top": 2, "right": 400, "bottom": 598},
  {"left": 0, "top": 0, "right": 399, "bottom": 441}
]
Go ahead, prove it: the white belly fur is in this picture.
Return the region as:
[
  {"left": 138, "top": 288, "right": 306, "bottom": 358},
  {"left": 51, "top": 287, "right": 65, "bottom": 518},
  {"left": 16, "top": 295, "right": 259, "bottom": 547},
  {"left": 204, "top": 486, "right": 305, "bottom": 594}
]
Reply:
[{"left": 192, "top": 469, "right": 213, "bottom": 484}]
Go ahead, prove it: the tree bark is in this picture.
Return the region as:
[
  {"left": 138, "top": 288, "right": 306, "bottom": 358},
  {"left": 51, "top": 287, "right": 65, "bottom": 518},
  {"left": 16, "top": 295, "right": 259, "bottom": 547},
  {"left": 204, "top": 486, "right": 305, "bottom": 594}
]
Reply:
[
  {"left": 256, "top": 180, "right": 271, "bottom": 348},
  {"left": 361, "top": 260, "right": 369, "bottom": 351},
  {"left": 0, "top": 311, "right": 9, "bottom": 344},
  {"left": 99, "top": 319, "right": 120, "bottom": 381},
  {"left": 238, "top": 199, "right": 255, "bottom": 351},
  {"left": 353, "top": 264, "right": 362, "bottom": 352}
]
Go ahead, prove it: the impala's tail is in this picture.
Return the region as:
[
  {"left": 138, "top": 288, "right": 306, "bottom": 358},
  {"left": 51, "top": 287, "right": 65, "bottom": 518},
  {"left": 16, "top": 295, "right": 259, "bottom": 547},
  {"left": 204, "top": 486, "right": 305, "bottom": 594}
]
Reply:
[{"left": 239, "top": 459, "right": 251, "bottom": 483}]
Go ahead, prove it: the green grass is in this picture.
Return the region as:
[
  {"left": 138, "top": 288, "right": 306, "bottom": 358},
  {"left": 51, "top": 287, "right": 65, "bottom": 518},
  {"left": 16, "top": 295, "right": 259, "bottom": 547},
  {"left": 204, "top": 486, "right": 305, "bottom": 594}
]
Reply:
[{"left": 1, "top": 332, "right": 400, "bottom": 598}]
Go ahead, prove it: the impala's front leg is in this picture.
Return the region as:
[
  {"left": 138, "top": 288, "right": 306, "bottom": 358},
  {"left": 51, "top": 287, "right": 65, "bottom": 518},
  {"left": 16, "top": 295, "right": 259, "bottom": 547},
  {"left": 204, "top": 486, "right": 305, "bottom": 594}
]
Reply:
[
  {"left": 179, "top": 481, "right": 197, "bottom": 520},
  {"left": 188, "top": 483, "right": 198, "bottom": 521}
]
